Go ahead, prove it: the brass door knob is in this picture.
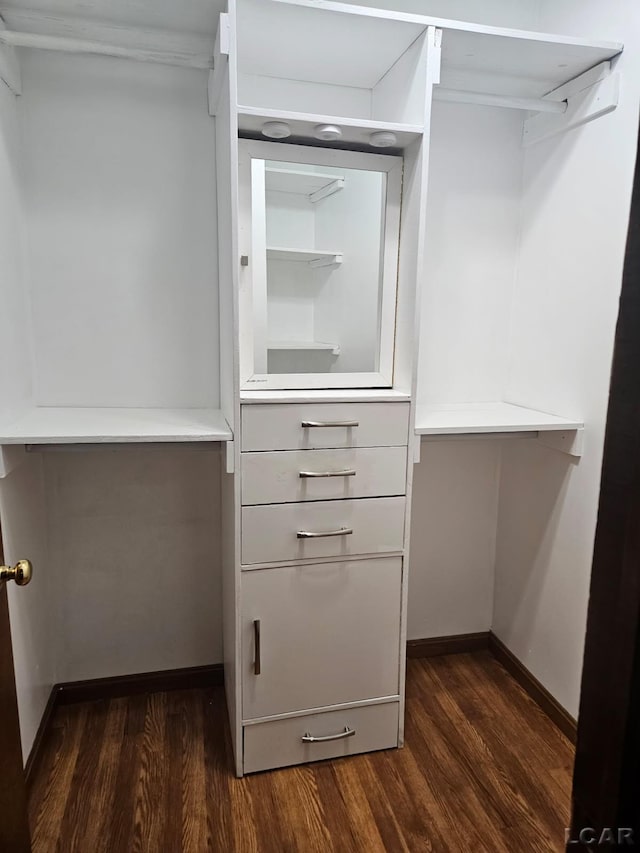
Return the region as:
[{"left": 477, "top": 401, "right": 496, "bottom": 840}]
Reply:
[{"left": 0, "top": 560, "right": 33, "bottom": 587}]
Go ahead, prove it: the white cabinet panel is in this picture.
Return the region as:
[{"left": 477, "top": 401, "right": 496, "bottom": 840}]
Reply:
[
  {"left": 241, "top": 497, "right": 405, "bottom": 564},
  {"left": 242, "top": 558, "right": 402, "bottom": 720},
  {"left": 241, "top": 446, "right": 407, "bottom": 505},
  {"left": 243, "top": 701, "right": 399, "bottom": 774},
  {"left": 241, "top": 402, "right": 410, "bottom": 450}
]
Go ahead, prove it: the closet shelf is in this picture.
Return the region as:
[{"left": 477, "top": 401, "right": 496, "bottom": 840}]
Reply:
[
  {"left": 268, "top": 340, "right": 340, "bottom": 355},
  {"left": 415, "top": 402, "right": 583, "bottom": 436},
  {"left": 0, "top": 407, "right": 232, "bottom": 444},
  {"left": 265, "top": 167, "right": 344, "bottom": 202},
  {"left": 238, "top": 107, "right": 423, "bottom": 149},
  {"left": 267, "top": 247, "right": 342, "bottom": 267}
]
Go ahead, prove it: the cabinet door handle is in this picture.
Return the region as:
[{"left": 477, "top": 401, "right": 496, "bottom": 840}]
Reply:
[
  {"left": 302, "top": 726, "right": 355, "bottom": 743},
  {"left": 297, "top": 527, "right": 353, "bottom": 539},
  {"left": 253, "top": 619, "right": 261, "bottom": 675},
  {"left": 301, "top": 420, "right": 359, "bottom": 428},
  {"left": 299, "top": 469, "right": 356, "bottom": 478}
]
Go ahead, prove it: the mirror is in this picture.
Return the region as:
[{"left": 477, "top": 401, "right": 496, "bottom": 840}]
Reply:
[{"left": 239, "top": 142, "right": 402, "bottom": 390}]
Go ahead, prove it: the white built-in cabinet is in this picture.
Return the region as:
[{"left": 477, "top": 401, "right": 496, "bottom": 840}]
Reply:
[
  {"left": 211, "top": 0, "right": 622, "bottom": 776},
  {"left": 0, "top": 0, "right": 624, "bottom": 776}
]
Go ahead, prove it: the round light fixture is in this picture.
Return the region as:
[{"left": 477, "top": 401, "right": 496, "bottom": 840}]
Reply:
[
  {"left": 369, "top": 130, "right": 397, "bottom": 148},
  {"left": 314, "top": 124, "right": 343, "bottom": 141},
  {"left": 262, "top": 121, "right": 291, "bottom": 139}
]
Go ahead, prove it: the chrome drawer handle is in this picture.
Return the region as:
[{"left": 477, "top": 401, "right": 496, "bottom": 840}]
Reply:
[
  {"left": 297, "top": 527, "right": 353, "bottom": 539},
  {"left": 253, "top": 619, "right": 261, "bottom": 676},
  {"left": 301, "top": 420, "right": 359, "bottom": 428},
  {"left": 299, "top": 469, "right": 356, "bottom": 479},
  {"left": 302, "top": 726, "right": 355, "bottom": 743}
]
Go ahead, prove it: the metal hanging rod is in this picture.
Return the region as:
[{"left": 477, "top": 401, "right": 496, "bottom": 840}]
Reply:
[
  {"left": 434, "top": 86, "right": 567, "bottom": 114},
  {"left": 0, "top": 29, "right": 213, "bottom": 70}
]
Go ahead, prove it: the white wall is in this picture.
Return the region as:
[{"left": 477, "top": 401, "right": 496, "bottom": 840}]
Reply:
[
  {"left": 0, "top": 79, "right": 34, "bottom": 424},
  {"left": 408, "top": 439, "right": 500, "bottom": 640},
  {"left": 44, "top": 446, "right": 223, "bottom": 683},
  {"left": 18, "top": 51, "right": 219, "bottom": 409},
  {"left": 418, "top": 101, "right": 523, "bottom": 404},
  {"left": 493, "top": 0, "right": 640, "bottom": 717}
]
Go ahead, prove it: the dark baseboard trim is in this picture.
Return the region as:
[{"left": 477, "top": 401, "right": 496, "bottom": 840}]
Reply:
[
  {"left": 56, "top": 662, "right": 224, "bottom": 705},
  {"left": 488, "top": 632, "right": 577, "bottom": 743},
  {"left": 24, "top": 685, "right": 58, "bottom": 793},
  {"left": 24, "top": 662, "right": 224, "bottom": 794},
  {"left": 407, "top": 631, "right": 490, "bottom": 658}
]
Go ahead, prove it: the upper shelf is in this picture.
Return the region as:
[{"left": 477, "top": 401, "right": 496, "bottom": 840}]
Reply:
[
  {"left": 265, "top": 167, "right": 344, "bottom": 202},
  {"left": 237, "top": 0, "right": 622, "bottom": 106},
  {"left": 439, "top": 25, "right": 621, "bottom": 98},
  {"left": 0, "top": 407, "right": 232, "bottom": 444},
  {"left": 415, "top": 402, "right": 583, "bottom": 436}
]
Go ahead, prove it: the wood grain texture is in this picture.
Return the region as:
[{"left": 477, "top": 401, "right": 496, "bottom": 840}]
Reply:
[{"left": 28, "top": 653, "right": 574, "bottom": 852}]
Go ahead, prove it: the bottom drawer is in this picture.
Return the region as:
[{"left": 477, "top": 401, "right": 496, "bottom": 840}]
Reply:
[{"left": 243, "top": 701, "right": 399, "bottom": 774}]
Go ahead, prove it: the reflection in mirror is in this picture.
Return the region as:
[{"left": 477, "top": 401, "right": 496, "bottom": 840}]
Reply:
[{"left": 252, "top": 159, "right": 388, "bottom": 376}]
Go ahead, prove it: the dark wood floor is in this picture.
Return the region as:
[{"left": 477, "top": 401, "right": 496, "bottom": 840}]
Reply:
[{"left": 28, "top": 652, "right": 574, "bottom": 852}]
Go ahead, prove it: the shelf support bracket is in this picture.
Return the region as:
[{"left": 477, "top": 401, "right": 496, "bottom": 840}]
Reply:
[
  {"left": 0, "top": 20, "right": 21, "bottom": 95},
  {"left": 523, "top": 61, "right": 618, "bottom": 148},
  {"left": 208, "top": 12, "right": 230, "bottom": 117},
  {"left": 537, "top": 427, "right": 584, "bottom": 458}
]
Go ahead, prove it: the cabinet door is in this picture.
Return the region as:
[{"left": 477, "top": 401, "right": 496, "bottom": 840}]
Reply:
[{"left": 242, "top": 557, "right": 402, "bottom": 720}]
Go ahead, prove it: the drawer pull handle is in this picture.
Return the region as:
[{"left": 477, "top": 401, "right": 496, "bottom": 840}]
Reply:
[
  {"left": 299, "top": 469, "right": 356, "bottom": 479},
  {"left": 302, "top": 726, "right": 356, "bottom": 744},
  {"left": 253, "top": 619, "right": 261, "bottom": 675},
  {"left": 297, "top": 527, "right": 353, "bottom": 539},
  {"left": 301, "top": 420, "right": 359, "bottom": 428}
]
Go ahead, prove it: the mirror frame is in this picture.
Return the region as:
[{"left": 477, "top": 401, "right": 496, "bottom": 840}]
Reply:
[{"left": 238, "top": 139, "right": 403, "bottom": 390}]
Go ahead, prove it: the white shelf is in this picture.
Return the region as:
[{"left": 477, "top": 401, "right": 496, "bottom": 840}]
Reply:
[
  {"left": 238, "top": 0, "right": 622, "bottom": 101},
  {"left": 0, "top": 407, "right": 232, "bottom": 445},
  {"left": 438, "top": 22, "right": 621, "bottom": 99},
  {"left": 415, "top": 402, "right": 583, "bottom": 436},
  {"left": 268, "top": 340, "right": 340, "bottom": 355},
  {"left": 265, "top": 167, "right": 344, "bottom": 202},
  {"left": 238, "top": 107, "right": 423, "bottom": 149},
  {"left": 267, "top": 246, "right": 342, "bottom": 267},
  {"left": 241, "top": 389, "right": 410, "bottom": 404}
]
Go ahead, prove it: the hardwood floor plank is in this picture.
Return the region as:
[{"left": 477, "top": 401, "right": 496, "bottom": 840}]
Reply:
[
  {"left": 202, "top": 688, "right": 234, "bottom": 852},
  {"left": 130, "top": 692, "right": 168, "bottom": 853},
  {"left": 28, "top": 653, "right": 574, "bottom": 853},
  {"left": 101, "top": 693, "right": 147, "bottom": 853},
  {"left": 29, "top": 703, "right": 88, "bottom": 853},
  {"left": 270, "top": 765, "right": 335, "bottom": 853},
  {"left": 85, "top": 697, "right": 129, "bottom": 853},
  {"left": 55, "top": 699, "right": 110, "bottom": 852}
]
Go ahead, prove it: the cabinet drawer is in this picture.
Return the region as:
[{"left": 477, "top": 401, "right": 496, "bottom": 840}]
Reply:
[
  {"left": 242, "top": 558, "right": 401, "bottom": 720},
  {"left": 241, "top": 403, "right": 410, "bottom": 451},
  {"left": 243, "top": 701, "right": 399, "bottom": 774},
  {"left": 241, "top": 446, "right": 407, "bottom": 505},
  {"left": 241, "top": 497, "right": 405, "bottom": 564}
]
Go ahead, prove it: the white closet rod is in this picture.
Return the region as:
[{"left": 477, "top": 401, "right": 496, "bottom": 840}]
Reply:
[
  {"left": 0, "top": 29, "right": 213, "bottom": 70},
  {"left": 435, "top": 87, "right": 567, "bottom": 114}
]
